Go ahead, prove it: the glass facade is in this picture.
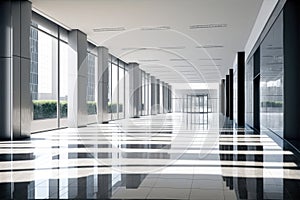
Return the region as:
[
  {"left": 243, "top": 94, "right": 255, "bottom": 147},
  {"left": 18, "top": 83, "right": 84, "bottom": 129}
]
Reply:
[
  {"left": 30, "top": 26, "right": 38, "bottom": 100},
  {"left": 145, "top": 73, "right": 150, "bottom": 116},
  {"left": 245, "top": 12, "right": 284, "bottom": 138},
  {"left": 260, "top": 12, "right": 284, "bottom": 136},
  {"left": 125, "top": 69, "right": 130, "bottom": 118},
  {"left": 111, "top": 59, "right": 119, "bottom": 120},
  {"left": 141, "top": 71, "right": 145, "bottom": 116},
  {"left": 108, "top": 55, "right": 128, "bottom": 120},
  {"left": 118, "top": 62, "right": 125, "bottom": 119},
  {"left": 108, "top": 58, "right": 112, "bottom": 120},
  {"left": 233, "top": 67, "right": 237, "bottom": 122},
  {"left": 87, "top": 51, "right": 97, "bottom": 125},
  {"left": 27, "top": 12, "right": 170, "bottom": 132},
  {"left": 59, "top": 41, "right": 69, "bottom": 128},
  {"left": 30, "top": 26, "right": 58, "bottom": 131},
  {"left": 30, "top": 14, "right": 69, "bottom": 132},
  {"left": 245, "top": 57, "right": 254, "bottom": 127}
]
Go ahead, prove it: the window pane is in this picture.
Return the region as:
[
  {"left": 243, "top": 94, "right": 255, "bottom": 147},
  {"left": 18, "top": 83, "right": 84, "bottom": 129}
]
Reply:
[
  {"left": 260, "top": 12, "right": 284, "bottom": 136},
  {"left": 141, "top": 72, "right": 145, "bottom": 115},
  {"left": 119, "top": 66, "right": 125, "bottom": 119},
  {"left": 30, "top": 28, "right": 58, "bottom": 132},
  {"left": 160, "top": 82, "right": 163, "bottom": 113},
  {"left": 108, "top": 61, "right": 112, "bottom": 120},
  {"left": 87, "top": 53, "right": 97, "bottom": 124},
  {"left": 245, "top": 57, "right": 253, "bottom": 127},
  {"left": 111, "top": 63, "right": 119, "bottom": 120},
  {"left": 125, "top": 69, "right": 130, "bottom": 118},
  {"left": 59, "top": 41, "right": 68, "bottom": 128}
]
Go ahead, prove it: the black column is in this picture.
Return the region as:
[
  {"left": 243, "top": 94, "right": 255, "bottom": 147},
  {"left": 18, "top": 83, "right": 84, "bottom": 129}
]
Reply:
[
  {"left": 237, "top": 52, "right": 245, "bottom": 127},
  {"left": 229, "top": 69, "right": 234, "bottom": 120},
  {"left": 253, "top": 48, "right": 260, "bottom": 131},
  {"left": 225, "top": 75, "right": 230, "bottom": 117}
]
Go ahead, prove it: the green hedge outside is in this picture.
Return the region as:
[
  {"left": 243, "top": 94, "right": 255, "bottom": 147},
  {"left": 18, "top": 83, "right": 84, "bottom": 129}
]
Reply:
[
  {"left": 108, "top": 103, "right": 123, "bottom": 113},
  {"left": 33, "top": 100, "right": 57, "bottom": 120},
  {"left": 33, "top": 100, "right": 97, "bottom": 120},
  {"left": 87, "top": 101, "right": 97, "bottom": 115},
  {"left": 261, "top": 101, "right": 283, "bottom": 108}
]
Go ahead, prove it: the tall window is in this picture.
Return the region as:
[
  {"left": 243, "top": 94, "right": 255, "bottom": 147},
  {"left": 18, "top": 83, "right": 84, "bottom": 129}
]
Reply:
[
  {"left": 59, "top": 40, "right": 69, "bottom": 128},
  {"left": 87, "top": 52, "right": 97, "bottom": 123},
  {"left": 30, "top": 13, "right": 69, "bottom": 132},
  {"left": 108, "top": 58, "right": 112, "bottom": 120},
  {"left": 111, "top": 61, "right": 119, "bottom": 120},
  {"left": 245, "top": 58, "right": 254, "bottom": 127},
  {"left": 87, "top": 53, "right": 96, "bottom": 102},
  {"left": 260, "top": 12, "right": 284, "bottom": 136},
  {"left": 119, "top": 63, "right": 125, "bottom": 119},
  {"left": 141, "top": 71, "right": 145, "bottom": 115},
  {"left": 30, "top": 26, "right": 38, "bottom": 100},
  {"left": 125, "top": 69, "right": 130, "bottom": 118},
  {"left": 108, "top": 55, "right": 128, "bottom": 120}
]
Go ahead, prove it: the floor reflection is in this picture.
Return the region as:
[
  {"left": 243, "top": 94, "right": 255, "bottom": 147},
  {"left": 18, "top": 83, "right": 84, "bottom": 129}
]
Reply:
[{"left": 0, "top": 113, "right": 300, "bottom": 199}]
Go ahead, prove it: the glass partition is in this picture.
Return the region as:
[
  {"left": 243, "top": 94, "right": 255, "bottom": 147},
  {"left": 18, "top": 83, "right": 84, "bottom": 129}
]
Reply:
[
  {"left": 260, "top": 12, "right": 284, "bottom": 136},
  {"left": 59, "top": 41, "right": 69, "bottom": 128},
  {"left": 30, "top": 26, "right": 58, "bottom": 132},
  {"left": 119, "top": 63, "right": 125, "bottom": 119},
  {"left": 145, "top": 74, "right": 149, "bottom": 115},
  {"left": 125, "top": 69, "right": 130, "bottom": 118},
  {"left": 87, "top": 52, "right": 97, "bottom": 124},
  {"left": 111, "top": 63, "right": 119, "bottom": 120},
  {"left": 30, "top": 13, "right": 70, "bottom": 132},
  {"left": 141, "top": 71, "right": 145, "bottom": 116},
  {"left": 245, "top": 57, "right": 254, "bottom": 127},
  {"left": 108, "top": 58, "right": 112, "bottom": 120}
]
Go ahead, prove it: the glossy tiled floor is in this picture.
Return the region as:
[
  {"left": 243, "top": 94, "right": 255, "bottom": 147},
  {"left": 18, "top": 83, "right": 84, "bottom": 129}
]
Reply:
[{"left": 1, "top": 113, "right": 300, "bottom": 199}]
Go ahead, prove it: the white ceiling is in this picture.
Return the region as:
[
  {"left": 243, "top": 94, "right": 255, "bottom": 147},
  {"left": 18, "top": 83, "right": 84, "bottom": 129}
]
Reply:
[{"left": 31, "top": 0, "right": 264, "bottom": 84}]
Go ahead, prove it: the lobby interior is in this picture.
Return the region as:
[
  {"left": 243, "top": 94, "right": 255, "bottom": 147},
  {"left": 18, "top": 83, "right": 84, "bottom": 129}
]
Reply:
[{"left": 1, "top": 0, "right": 300, "bottom": 199}]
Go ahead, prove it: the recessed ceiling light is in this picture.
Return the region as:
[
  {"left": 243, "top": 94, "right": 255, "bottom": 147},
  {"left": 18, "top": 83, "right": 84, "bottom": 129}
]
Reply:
[
  {"left": 198, "top": 64, "right": 221, "bottom": 67},
  {"left": 138, "top": 59, "right": 160, "bottom": 62},
  {"left": 179, "top": 70, "right": 195, "bottom": 73},
  {"left": 140, "top": 26, "right": 171, "bottom": 31},
  {"left": 122, "top": 47, "right": 150, "bottom": 51},
  {"left": 265, "top": 47, "right": 283, "bottom": 50},
  {"left": 170, "top": 58, "right": 188, "bottom": 61},
  {"left": 159, "top": 46, "right": 186, "bottom": 50},
  {"left": 93, "top": 27, "right": 125, "bottom": 32},
  {"left": 189, "top": 24, "right": 227, "bottom": 29},
  {"left": 196, "top": 45, "right": 224, "bottom": 49},
  {"left": 198, "top": 58, "right": 222, "bottom": 61}
]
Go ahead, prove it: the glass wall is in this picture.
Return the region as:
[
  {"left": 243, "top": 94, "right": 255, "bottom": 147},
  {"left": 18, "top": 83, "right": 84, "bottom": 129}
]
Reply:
[
  {"left": 59, "top": 40, "right": 69, "bottom": 128},
  {"left": 125, "top": 69, "right": 130, "bottom": 118},
  {"left": 111, "top": 58, "right": 119, "bottom": 120},
  {"left": 30, "top": 14, "right": 69, "bottom": 132},
  {"left": 233, "top": 67, "right": 237, "bottom": 122},
  {"left": 119, "top": 62, "right": 125, "bottom": 119},
  {"left": 145, "top": 73, "right": 150, "bottom": 115},
  {"left": 108, "top": 55, "right": 127, "bottom": 120},
  {"left": 148, "top": 75, "right": 151, "bottom": 114},
  {"left": 141, "top": 71, "right": 145, "bottom": 116},
  {"left": 245, "top": 57, "right": 254, "bottom": 127},
  {"left": 160, "top": 81, "right": 163, "bottom": 113},
  {"left": 260, "top": 12, "right": 284, "bottom": 136},
  {"left": 87, "top": 50, "right": 97, "bottom": 124},
  {"left": 108, "top": 57, "right": 112, "bottom": 120}
]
